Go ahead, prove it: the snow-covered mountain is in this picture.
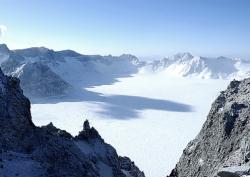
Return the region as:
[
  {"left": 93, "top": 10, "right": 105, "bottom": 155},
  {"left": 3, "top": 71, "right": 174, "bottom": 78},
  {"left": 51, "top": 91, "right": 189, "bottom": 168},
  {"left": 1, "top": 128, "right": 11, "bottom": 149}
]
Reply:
[
  {"left": 144, "top": 52, "right": 250, "bottom": 79},
  {"left": 1, "top": 44, "right": 250, "bottom": 98},
  {"left": 0, "top": 44, "right": 140, "bottom": 97}
]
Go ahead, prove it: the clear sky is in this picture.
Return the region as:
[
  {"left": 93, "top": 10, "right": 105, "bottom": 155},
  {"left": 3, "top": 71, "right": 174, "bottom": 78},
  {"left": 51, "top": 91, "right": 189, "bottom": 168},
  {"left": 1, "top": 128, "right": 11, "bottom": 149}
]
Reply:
[{"left": 0, "top": 0, "right": 250, "bottom": 59}]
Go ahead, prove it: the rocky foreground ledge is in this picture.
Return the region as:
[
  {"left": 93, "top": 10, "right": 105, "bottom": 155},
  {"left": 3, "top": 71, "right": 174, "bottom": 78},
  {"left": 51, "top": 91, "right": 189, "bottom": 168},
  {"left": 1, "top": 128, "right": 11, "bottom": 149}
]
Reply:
[
  {"left": 168, "top": 79, "right": 250, "bottom": 177},
  {"left": 0, "top": 68, "right": 144, "bottom": 177}
]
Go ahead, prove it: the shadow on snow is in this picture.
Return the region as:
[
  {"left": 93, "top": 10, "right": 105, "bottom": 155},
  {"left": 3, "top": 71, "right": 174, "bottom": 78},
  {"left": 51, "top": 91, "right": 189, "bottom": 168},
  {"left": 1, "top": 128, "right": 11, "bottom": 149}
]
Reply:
[
  {"left": 31, "top": 88, "right": 193, "bottom": 120},
  {"left": 28, "top": 63, "right": 193, "bottom": 120}
]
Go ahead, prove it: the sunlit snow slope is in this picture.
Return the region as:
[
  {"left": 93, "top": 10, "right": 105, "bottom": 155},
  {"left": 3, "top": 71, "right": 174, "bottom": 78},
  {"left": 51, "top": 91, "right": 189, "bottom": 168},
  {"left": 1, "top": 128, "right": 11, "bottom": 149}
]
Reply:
[{"left": 143, "top": 52, "right": 250, "bottom": 79}]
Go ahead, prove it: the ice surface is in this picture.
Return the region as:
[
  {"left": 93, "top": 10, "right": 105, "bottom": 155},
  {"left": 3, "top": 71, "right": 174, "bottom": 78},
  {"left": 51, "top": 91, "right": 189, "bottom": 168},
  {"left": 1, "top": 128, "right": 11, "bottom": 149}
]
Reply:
[{"left": 31, "top": 71, "right": 229, "bottom": 177}]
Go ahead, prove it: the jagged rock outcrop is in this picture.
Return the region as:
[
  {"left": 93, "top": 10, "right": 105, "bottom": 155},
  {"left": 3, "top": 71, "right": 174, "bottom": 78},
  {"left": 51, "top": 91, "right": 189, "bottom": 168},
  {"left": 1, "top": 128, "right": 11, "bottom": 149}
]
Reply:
[
  {"left": 168, "top": 78, "right": 250, "bottom": 177},
  {"left": 0, "top": 68, "right": 145, "bottom": 177}
]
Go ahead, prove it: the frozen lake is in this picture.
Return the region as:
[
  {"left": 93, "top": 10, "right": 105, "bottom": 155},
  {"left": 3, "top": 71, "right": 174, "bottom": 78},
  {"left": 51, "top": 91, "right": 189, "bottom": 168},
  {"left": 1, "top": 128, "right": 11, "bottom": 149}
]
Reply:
[{"left": 31, "top": 72, "right": 229, "bottom": 177}]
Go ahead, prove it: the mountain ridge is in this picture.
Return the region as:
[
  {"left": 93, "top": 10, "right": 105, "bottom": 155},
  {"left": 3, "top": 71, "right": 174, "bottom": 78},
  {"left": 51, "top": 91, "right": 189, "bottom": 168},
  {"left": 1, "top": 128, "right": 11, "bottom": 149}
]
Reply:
[{"left": 1, "top": 43, "right": 250, "bottom": 99}]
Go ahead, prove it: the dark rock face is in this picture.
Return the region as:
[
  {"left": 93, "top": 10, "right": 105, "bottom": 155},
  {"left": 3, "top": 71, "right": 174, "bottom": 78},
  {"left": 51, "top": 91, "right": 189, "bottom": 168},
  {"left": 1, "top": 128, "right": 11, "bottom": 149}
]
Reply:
[
  {"left": 75, "top": 120, "right": 102, "bottom": 141},
  {"left": 0, "top": 45, "right": 26, "bottom": 74},
  {"left": 119, "top": 156, "right": 145, "bottom": 177},
  {"left": 15, "top": 62, "right": 71, "bottom": 97},
  {"left": 0, "top": 68, "right": 144, "bottom": 177},
  {"left": 217, "top": 171, "right": 240, "bottom": 177},
  {"left": 0, "top": 46, "right": 71, "bottom": 97},
  {"left": 0, "top": 68, "right": 35, "bottom": 151},
  {"left": 168, "top": 79, "right": 250, "bottom": 177}
]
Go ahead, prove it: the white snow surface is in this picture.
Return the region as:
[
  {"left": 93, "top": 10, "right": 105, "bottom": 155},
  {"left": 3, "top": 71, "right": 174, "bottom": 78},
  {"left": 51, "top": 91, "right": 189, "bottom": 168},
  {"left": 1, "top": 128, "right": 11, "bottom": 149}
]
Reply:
[
  {"left": 219, "top": 165, "right": 250, "bottom": 173},
  {"left": 144, "top": 53, "right": 250, "bottom": 80},
  {"left": 31, "top": 70, "right": 230, "bottom": 177}
]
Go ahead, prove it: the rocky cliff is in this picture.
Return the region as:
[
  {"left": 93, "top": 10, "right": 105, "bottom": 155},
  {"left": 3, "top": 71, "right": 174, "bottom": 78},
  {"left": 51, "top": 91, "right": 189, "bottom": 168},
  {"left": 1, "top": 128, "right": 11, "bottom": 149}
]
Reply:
[
  {"left": 0, "top": 44, "right": 140, "bottom": 98},
  {"left": 0, "top": 68, "right": 144, "bottom": 177},
  {"left": 168, "top": 78, "right": 250, "bottom": 177}
]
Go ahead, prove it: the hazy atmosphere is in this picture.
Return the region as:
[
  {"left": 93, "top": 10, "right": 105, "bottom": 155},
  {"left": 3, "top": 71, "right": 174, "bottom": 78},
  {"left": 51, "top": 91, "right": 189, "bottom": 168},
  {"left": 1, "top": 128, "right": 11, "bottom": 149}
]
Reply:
[{"left": 1, "top": 0, "right": 250, "bottom": 58}]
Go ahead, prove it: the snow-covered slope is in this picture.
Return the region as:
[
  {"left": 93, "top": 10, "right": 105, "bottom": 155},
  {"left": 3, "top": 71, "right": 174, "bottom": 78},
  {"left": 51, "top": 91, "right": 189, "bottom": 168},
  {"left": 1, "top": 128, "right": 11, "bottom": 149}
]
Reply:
[
  {"left": 0, "top": 44, "right": 140, "bottom": 98},
  {"left": 1, "top": 44, "right": 250, "bottom": 98},
  {"left": 14, "top": 62, "right": 71, "bottom": 97},
  {"left": 144, "top": 52, "right": 250, "bottom": 79}
]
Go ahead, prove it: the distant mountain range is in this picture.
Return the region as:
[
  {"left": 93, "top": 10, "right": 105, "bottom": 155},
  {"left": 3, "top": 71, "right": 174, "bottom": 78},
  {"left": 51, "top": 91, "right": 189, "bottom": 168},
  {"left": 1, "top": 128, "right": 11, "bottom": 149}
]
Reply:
[
  {"left": 144, "top": 52, "right": 250, "bottom": 79},
  {"left": 1, "top": 44, "right": 250, "bottom": 98}
]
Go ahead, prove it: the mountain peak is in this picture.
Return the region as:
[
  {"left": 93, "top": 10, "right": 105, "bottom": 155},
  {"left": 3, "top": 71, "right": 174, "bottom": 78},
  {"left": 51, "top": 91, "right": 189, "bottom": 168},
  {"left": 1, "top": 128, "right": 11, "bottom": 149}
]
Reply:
[
  {"left": 119, "top": 54, "right": 139, "bottom": 63},
  {"left": 56, "top": 49, "right": 81, "bottom": 57},
  {"left": 217, "top": 56, "right": 230, "bottom": 60},
  {"left": 119, "top": 54, "right": 138, "bottom": 59},
  {"left": 14, "top": 46, "right": 54, "bottom": 58},
  {"left": 0, "top": 43, "right": 10, "bottom": 53},
  {"left": 172, "top": 52, "right": 194, "bottom": 60}
]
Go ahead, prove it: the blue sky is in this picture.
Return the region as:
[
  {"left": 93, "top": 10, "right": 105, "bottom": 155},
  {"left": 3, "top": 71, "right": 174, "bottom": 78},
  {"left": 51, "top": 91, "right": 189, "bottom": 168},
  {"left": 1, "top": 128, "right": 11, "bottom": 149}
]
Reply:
[{"left": 0, "top": 0, "right": 250, "bottom": 58}]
